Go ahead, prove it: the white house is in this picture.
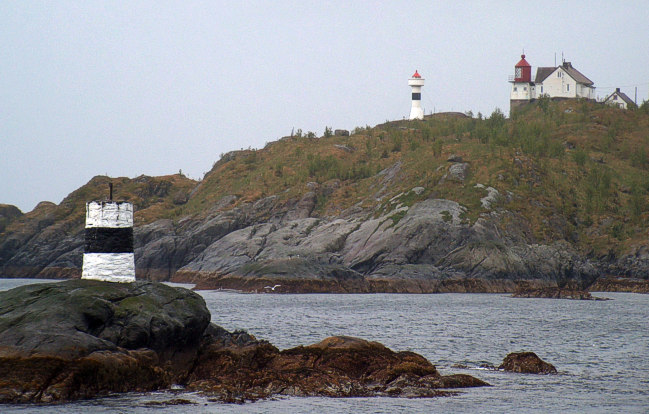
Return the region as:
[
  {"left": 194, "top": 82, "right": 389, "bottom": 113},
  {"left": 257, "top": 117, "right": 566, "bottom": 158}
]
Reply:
[
  {"left": 510, "top": 55, "right": 595, "bottom": 112},
  {"left": 534, "top": 61, "right": 595, "bottom": 100},
  {"left": 603, "top": 88, "right": 635, "bottom": 109}
]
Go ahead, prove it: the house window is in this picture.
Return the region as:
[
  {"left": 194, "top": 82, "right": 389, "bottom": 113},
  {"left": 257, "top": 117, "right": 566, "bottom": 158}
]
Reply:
[
  {"left": 613, "top": 95, "right": 617, "bottom": 100},
  {"left": 524, "top": 87, "right": 527, "bottom": 91},
  {"left": 567, "top": 84, "right": 570, "bottom": 91},
  {"left": 541, "top": 86, "right": 543, "bottom": 93},
  {"left": 513, "top": 87, "right": 517, "bottom": 91}
]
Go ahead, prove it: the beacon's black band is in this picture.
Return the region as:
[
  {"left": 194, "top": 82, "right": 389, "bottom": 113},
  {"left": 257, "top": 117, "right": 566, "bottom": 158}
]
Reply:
[{"left": 84, "top": 227, "right": 134, "bottom": 253}]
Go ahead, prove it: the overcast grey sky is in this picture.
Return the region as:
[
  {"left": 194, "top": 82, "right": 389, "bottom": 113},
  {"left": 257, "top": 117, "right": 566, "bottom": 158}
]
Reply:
[{"left": 2, "top": 1, "right": 648, "bottom": 213}]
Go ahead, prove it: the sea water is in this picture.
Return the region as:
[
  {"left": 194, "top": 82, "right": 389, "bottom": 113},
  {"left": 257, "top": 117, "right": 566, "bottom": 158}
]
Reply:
[{"left": 1, "top": 279, "right": 648, "bottom": 413}]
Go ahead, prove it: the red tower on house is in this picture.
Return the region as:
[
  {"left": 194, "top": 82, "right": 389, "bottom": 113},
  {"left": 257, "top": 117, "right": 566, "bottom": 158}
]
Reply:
[
  {"left": 514, "top": 54, "right": 531, "bottom": 82},
  {"left": 510, "top": 54, "right": 535, "bottom": 113}
]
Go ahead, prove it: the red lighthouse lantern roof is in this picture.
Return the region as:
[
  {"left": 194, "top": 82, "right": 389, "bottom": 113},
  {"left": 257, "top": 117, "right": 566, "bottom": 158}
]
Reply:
[
  {"left": 515, "top": 54, "right": 531, "bottom": 68},
  {"left": 412, "top": 70, "right": 421, "bottom": 78}
]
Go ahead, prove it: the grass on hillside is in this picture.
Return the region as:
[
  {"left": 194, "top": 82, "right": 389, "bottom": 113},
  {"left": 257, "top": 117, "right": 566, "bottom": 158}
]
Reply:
[{"left": 178, "top": 98, "right": 649, "bottom": 257}]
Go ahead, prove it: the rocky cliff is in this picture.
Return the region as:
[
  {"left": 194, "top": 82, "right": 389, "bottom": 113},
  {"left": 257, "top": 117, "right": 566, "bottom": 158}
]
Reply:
[{"left": 2, "top": 100, "right": 649, "bottom": 292}]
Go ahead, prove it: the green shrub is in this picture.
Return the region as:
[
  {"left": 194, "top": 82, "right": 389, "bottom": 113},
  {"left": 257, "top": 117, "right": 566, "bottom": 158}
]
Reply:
[
  {"left": 584, "top": 165, "right": 612, "bottom": 213},
  {"left": 432, "top": 140, "right": 442, "bottom": 157},
  {"left": 572, "top": 149, "right": 588, "bottom": 166}
]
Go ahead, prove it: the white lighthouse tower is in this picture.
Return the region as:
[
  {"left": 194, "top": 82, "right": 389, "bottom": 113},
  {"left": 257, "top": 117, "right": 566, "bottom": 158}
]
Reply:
[{"left": 408, "top": 70, "right": 425, "bottom": 120}]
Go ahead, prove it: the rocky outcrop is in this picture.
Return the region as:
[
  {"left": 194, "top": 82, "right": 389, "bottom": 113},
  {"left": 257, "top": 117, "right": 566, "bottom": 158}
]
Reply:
[
  {"left": 0, "top": 204, "right": 22, "bottom": 234},
  {"left": 601, "top": 245, "right": 649, "bottom": 282},
  {"left": 0, "top": 281, "right": 488, "bottom": 404},
  {"left": 588, "top": 276, "right": 649, "bottom": 293},
  {"left": 186, "top": 335, "right": 489, "bottom": 402},
  {"left": 0, "top": 280, "right": 210, "bottom": 403},
  {"left": 512, "top": 286, "right": 608, "bottom": 300},
  {"left": 499, "top": 352, "right": 557, "bottom": 374},
  {"left": 444, "top": 162, "right": 470, "bottom": 182}
]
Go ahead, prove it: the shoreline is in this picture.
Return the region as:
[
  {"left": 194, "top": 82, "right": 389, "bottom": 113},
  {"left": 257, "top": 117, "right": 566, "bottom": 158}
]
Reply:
[{"left": 1, "top": 275, "right": 647, "bottom": 294}]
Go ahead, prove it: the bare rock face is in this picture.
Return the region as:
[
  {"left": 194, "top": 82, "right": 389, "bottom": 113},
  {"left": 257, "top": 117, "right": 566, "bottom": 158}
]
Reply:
[
  {"left": 499, "top": 352, "right": 557, "bottom": 374},
  {"left": 170, "top": 197, "right": 598, "bottom": 293}
]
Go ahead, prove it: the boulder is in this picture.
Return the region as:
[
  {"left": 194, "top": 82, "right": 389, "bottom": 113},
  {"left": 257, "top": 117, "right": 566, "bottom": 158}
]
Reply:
[
  {"left": 0, "top": 280, "right": 210, "bottom": 403},
  {"left": 499, "top": 352, "right": 557, "bottom": 374},
  {"left": 411, "top": 186, "right": 425, "bottom": 195},
  {"left": 334, "top": 144, "right": 355, "bottom": 153},
  {"left": 446, "top": 163, "right": 470, "bottom": 182}
]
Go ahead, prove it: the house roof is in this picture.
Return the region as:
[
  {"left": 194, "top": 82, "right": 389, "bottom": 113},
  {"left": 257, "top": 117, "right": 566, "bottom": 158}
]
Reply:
[
  {"left": 562, "top": 62, "right": 594, "bottom": 86},
  {"left": 534, "top": 62, "right": 594, "bottom": 86},
  {"left": 535, "top": 67, "right": 556, "bottom": 83},
  {"left": 605, "top": 89, "right": 635, "bottom": 106}
]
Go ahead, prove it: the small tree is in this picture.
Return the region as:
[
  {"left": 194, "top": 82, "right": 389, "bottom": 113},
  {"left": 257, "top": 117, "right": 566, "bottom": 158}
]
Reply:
[
  {"left": 324, "top": 126, "right": 333, "bottom": 137},
  {"left": 640, "top": 100, "right": 649, "bottom": 114},
  {"left": 432, "top": 140, "right": 443, "bottom": 157}
]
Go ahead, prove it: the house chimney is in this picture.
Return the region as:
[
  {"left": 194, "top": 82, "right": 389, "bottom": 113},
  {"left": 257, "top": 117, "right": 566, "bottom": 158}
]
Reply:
[{"left": 616, "top": 88, "right": 620, "bottom": 93}]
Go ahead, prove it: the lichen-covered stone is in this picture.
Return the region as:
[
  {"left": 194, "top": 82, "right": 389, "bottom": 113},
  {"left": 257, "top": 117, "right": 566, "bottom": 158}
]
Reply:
[{"left": 0, "top": 280, "right": 210, "bottom": 403}]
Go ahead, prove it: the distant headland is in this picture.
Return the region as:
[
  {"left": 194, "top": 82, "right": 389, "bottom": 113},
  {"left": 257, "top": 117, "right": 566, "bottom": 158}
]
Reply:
[{"left": 1, "top": 98, "right": 649, "bottom": 293}]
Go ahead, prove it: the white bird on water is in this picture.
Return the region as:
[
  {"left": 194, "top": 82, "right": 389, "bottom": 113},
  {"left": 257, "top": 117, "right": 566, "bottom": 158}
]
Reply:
[{"left": 264, "top": 284, "right": 281, "bottom": 291}]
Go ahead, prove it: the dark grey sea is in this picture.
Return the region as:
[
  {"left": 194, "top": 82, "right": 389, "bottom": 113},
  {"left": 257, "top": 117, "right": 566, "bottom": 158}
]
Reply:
[{"left": 1, "top": 279, "right": 648, "bottom": 413}]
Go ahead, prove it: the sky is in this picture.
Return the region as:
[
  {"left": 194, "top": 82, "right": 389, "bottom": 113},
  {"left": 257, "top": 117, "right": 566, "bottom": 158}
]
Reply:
[{"left": 1, "top": 1, "right": 648, "bottom": 213}]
